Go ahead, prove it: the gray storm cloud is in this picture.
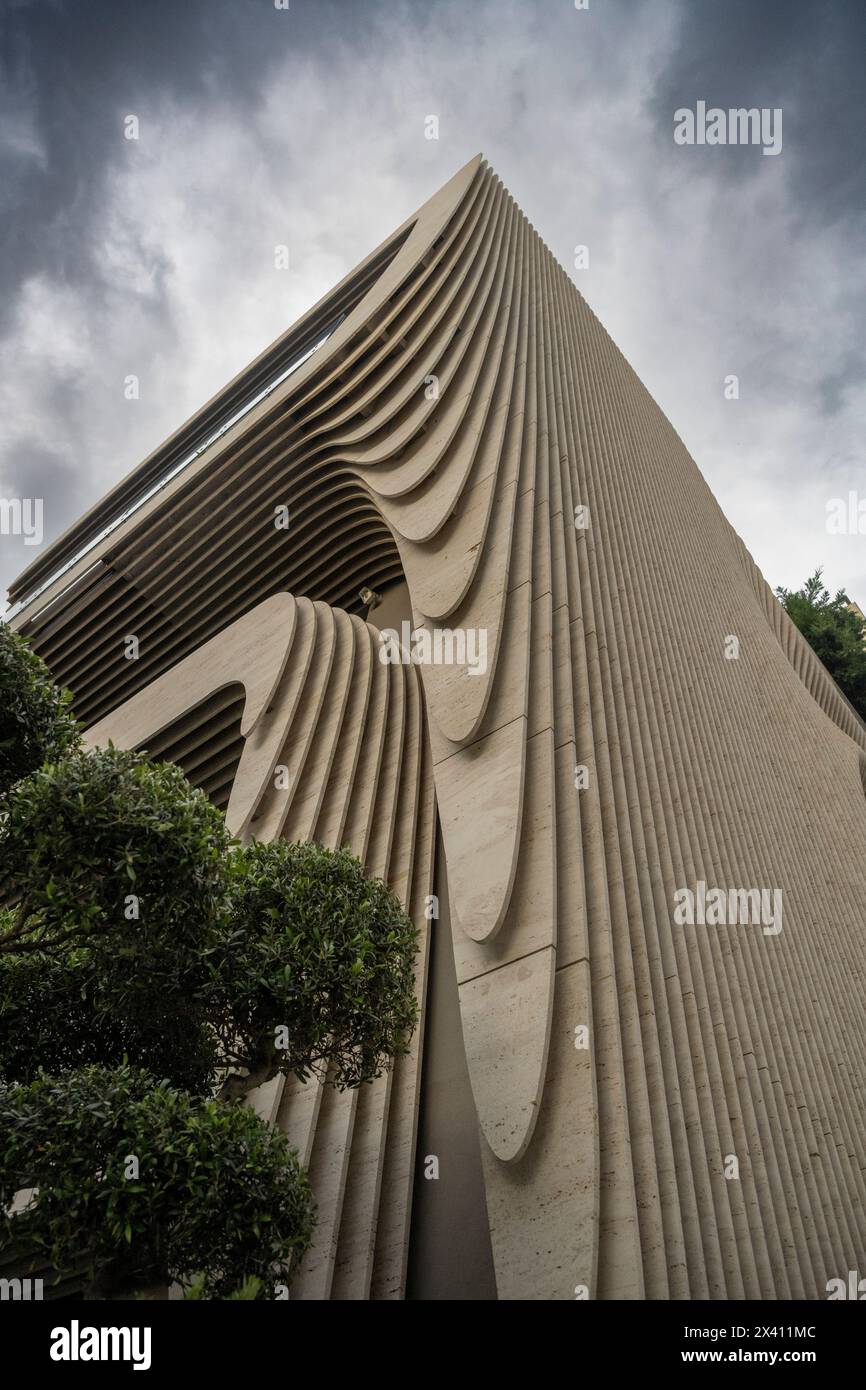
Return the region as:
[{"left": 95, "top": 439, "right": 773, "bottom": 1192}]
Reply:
[{"left": 1, "top": 0, "right": 864, "bottom": 612}]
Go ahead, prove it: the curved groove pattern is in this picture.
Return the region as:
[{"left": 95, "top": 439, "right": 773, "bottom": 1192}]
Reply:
[
  {"left": 13, "top": 155, "right": 866, "bottom": 1300},
  {"left": 84, "top": 592, "right": 435, "bottom": 1301}
]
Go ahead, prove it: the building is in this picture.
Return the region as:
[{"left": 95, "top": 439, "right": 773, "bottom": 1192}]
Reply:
[{"left": 9, "top": 155, "right": 866, "bottom": 1301}]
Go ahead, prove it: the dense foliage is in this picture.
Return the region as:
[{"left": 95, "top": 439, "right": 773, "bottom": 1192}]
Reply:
[
  {"left": 0, "top": 746, "right": 232, "bottom": 1096},
  {"left": 0, "top": 761, "right": 419, "bottom": 1100},
  {"left": 776, "top": 569, "right": 866, "bottom": 721},
  {"left": 0, "top": 745, "right": 231, "bottom": 963},
  {"left": 0, "top": 949, "right": 218, "bottom": 1095},
  {"left": 0, "top": 637, "right": 419, "bottom": 1297},
  {"left": 216, "top": 840, "right": 419, "bottom": 1098},
  {"left": 0, "top": 1066, "right": 313, "bottom": 1299},
  {"left": 0, "top": 624, "right": 80, "bottom": 799}
]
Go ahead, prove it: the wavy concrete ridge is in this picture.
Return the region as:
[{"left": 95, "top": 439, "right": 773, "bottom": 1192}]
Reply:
[
  {"left": 13, "top": 156, "right": 866, "bottom": 1300},
  {"left": 86, "top": 593, "right": 436, "bottom": 1301}
]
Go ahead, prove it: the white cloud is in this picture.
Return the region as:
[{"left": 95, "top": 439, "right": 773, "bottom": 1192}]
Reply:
[{"left": 2, "top": 0, "right": 864, "bottom": 611}]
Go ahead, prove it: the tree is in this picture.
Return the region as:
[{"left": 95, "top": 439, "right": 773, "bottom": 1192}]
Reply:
[
  {"left": 0, "top": 748, "right": 420, "bottom": 1101},
  {"left": 0, "top": 744, "right": 231, "bottom": 959},
  {"left": 0, "top": 744, "right": 231, "bottom": 1095},
  {"left": 0, "top": 635, "right": 419, "bottom": 1298},
  {"left": 214, "top": 840, "right": 419, "bottom": 1100},
  {"left": 0, "top": 1066, "right": 313, "bottom": 1300},
  {"left": 775, "top": 569, "right": 866, "bottom": 722},
  {"left": 0, "top": 950, "right": 218, "bottom": 1095},
  {"left": 0, "top": 624, "right": 80, "bottom": 800}
]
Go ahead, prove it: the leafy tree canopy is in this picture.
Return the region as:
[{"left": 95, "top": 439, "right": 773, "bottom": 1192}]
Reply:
[
  {"left": 775, "top": 568, "right": 866, "bottom": 722},
  {"left": 0, "top": 949, "right": 218, "bottom": 1095},
  {"left": 0, "top": 624, "right": 80, "bottom": 800},
  {"left": 0, "top": 745, "right": 231, "bottom": 969},
  {"left": 0, "top": 1066, "right": 313, "bottom": 1299},
  {"left": 0, "top": 645, "right": 419, "bottom": 1299},
  {"left": 0, "top": 750, "right": 419, "bottom": 1102},
  {"left": 215, "top": 840, "right": 420, "bottom": 1098}
]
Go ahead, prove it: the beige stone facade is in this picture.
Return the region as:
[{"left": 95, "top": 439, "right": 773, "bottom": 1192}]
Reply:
[{"left": 10, "top": 156, "right": 866, "bottom": 1300}]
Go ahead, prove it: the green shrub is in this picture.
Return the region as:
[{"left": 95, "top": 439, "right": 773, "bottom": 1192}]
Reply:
[
  {"left": 0, "top": 949, "right": 218, "bottom": 1094},
  {"left": 0, "top": 1066, "right": 313, "bottom": 1299},
  {"left": 776, "top": 568, "right": 866, "bottom": 720},
  {"left": 214, "top": 840, "right": 419, "bottom": 1097},
  {"left": 0, "top": 746, "right": 231, "bottom": 979},
  {"left": 0, "top": 745, "right": 234, "bottom": 1094},
  {"left": 0, "top": 643, "right": 421, "bottom": 1299},
  {"left": 0, "top": 625, "right": 80, "bottom": 801}
]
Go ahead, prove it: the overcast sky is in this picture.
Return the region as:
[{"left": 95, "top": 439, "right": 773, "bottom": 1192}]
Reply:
[{"left": 1, "top": 0, "right": 864, "bottom": 613}]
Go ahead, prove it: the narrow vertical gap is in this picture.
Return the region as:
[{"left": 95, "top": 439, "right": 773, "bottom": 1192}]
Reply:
[{"left": 405, "top": 823, "right": 498, "bottom": 1300}]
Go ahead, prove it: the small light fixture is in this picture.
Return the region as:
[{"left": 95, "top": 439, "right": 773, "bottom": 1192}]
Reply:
[{"left": 359, "top": 585, "right": 382, "bottom": 610}]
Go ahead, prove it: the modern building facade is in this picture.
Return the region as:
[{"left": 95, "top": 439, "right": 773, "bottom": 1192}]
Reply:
[{"left": 9, "top": 156, "right": 866, "bottom": 1301}]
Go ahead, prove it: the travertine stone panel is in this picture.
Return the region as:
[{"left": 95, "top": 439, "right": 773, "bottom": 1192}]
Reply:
[{"left": 19, "top": 153, "right": 866, "bottom": 1302}]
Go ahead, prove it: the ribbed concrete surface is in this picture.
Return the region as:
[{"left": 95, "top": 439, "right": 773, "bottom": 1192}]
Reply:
[
  {"left": 13, "top": 156, "right": 866, "bottom": 1300},
  {"left": 85, "top": 592, "right": 436, "bottom": 1301}
]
